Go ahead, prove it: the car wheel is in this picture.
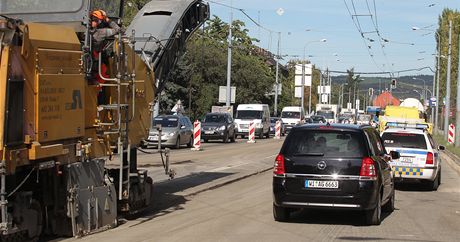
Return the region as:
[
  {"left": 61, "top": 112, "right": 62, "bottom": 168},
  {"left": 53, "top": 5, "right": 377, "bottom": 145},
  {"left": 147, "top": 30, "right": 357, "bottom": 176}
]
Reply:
[
  {"left": 222, "top": 132, "right": 229, "bottom": 143},
  {"left": 230, "top": 131, "right": 236, "bottom": 142},
  {"left": 187, "top": 135, "right": 193, "bottom": 148},
  {"left": 365, "top": 192, "right": 381, "bottom": 225},
  {"left": 174, "top": 137, "right": 181, "bottom": 149},
  {"left": 428, "top": 173, "right": 440, "bottom": 191},
  {"left": 273, "top": 204, "right": 290, "bottom": 222},
  {"left": 382, "top": 188, "right": 395, "bottom": 213}
]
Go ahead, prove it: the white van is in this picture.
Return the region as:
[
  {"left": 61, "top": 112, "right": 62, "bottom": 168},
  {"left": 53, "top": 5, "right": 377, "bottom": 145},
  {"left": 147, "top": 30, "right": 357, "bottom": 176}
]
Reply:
[
  {"left": 235, "top": 104, "right": 270, "bottom": 139},
  {"left": 280, "top": 106, "right": 304, "bottom": 132}
]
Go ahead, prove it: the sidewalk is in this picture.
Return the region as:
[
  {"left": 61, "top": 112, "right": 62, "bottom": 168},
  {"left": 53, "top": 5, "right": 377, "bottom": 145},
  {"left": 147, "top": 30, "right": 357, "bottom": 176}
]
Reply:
[{"left": 441, "top": 149, "right": 460, "bottom": 175}]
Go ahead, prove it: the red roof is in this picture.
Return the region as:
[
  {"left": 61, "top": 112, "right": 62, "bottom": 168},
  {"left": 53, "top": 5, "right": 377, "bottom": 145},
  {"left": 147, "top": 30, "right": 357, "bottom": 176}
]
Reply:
[{"left": 373, "top": 91, "right": 400, "bottom": 108}]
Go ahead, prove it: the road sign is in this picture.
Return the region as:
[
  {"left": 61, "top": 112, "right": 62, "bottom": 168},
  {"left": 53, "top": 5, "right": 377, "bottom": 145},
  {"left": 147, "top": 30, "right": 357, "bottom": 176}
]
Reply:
[
  {"left": 218, "top": 86, "right": 236, "bottom": 103},
  {"left": 429, "top": 97, "right": 437, "bottom": 107}
]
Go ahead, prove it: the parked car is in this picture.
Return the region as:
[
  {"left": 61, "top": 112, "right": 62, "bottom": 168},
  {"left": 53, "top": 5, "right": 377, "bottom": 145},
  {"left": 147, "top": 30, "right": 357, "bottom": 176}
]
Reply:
[
  {"left": 201, "top": 112, "right": 236, "bottom": 143},
  {"left": 381, "top": 125, "right": 444, "bottom": 190},
  {"left": 143, "top": 114, "right": 194, "bottom": 149},
  {"left": 270, "top": 117, "right": 286, "bottom": 136},
  {"left": 310, "top": 115, "right": 327, "bottom": 123},
  {"left": 273, "top": 123, "right": 399, "bottom": 225}
]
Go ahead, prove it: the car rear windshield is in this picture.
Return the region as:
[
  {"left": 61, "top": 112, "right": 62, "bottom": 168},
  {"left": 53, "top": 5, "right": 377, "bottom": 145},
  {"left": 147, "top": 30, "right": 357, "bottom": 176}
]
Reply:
[
  {"left": 316, "top": 111, "right": 334, "bottom": 119},
  {"left": 236, "top": 110, "right": 262, "bottom": 119},
  {"left": 281, "top": 111, "right": 300, "bottom": 119},
  {"left": 153, "top": 117, "right": 178, "bottom": 128},
  {"left": 283, "top": 129, "right": 365, "bottom": 158},
  {"left": 204, "top": 114, "right": 225, "bottom": 123},
  {"left": 381, "top": 132, "right": 427, "bottom": 149}
]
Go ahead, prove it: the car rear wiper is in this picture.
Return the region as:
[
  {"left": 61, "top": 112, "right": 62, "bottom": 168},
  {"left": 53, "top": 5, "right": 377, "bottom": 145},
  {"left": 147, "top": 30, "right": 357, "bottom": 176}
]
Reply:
[{"left": 293, "top": 152, "right": 325, "bottom": 156}]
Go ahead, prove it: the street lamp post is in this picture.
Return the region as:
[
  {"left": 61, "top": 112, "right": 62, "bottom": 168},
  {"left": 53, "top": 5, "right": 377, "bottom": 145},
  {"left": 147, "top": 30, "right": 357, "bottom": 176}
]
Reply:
[
  {"left": 274, "top": 32, "right": 281, "bottom": 116},
  {"left": 412, "top": 77, "right": 426, "bottom": 100},
  {"left": 302, "top": 39, "right": 327, "bottom": 116},
  {"left": 412, "top": 26, "right": 441, "bottom": 129},
  {"left": 445, "top": 20, "right": 453, "bottom": 140}
]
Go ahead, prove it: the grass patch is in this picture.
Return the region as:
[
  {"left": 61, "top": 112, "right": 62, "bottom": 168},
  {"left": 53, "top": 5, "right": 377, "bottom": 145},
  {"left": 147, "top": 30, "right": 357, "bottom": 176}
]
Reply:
[{"left": 433, "top": 134, "right": 460, "bottom": 157}]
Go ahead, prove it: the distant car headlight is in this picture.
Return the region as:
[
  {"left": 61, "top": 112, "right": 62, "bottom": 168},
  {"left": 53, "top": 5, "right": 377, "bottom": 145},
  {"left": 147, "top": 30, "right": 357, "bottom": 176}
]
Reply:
[{"left": 218, "top": 125, "right": 226, "bottom": 131}]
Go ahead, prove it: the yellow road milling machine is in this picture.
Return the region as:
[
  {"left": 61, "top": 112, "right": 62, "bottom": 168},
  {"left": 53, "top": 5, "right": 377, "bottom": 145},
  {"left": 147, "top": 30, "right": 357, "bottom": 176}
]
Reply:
[{"left": 0, "top": 0, "right": 208, "bottom": 240}]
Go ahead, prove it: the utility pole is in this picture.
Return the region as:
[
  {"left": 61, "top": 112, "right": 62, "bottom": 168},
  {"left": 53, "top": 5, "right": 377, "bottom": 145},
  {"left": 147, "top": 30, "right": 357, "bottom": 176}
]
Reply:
[
  {"left": 225, "top": 0, "right": 233, "bottom": 107},
  {"left": 435, "top": 35, "right": 441, "bottom": 133},
  {"left": 274, "top": 32, "right": 281, "bottom": 116},
  {"left": 444, "top": 20, "right": 452, "bottom": 139},
  {"left": 455, "top": 30, "right": 460, "bottom": 147}
]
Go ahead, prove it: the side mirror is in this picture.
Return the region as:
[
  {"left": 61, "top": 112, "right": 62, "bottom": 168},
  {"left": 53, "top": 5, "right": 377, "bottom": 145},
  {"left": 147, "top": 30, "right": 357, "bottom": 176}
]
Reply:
[
  {"left": 438, "top": 145, "right": 445, "bottom": 151},
  {"left": 390, "top": 151, "right": 400, "bottom": 160}
]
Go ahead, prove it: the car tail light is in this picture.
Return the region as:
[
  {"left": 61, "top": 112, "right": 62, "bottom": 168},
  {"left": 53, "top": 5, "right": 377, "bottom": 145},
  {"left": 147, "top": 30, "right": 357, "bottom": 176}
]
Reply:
[
  {"left": 360, "top": 157, "right": 377, "bottom": 178},
  {"left": 426, "top": 152, "right": 434, "bottom": 165},
  {"left": 274, "top": 154, "right": 285, "bottom": 175}
]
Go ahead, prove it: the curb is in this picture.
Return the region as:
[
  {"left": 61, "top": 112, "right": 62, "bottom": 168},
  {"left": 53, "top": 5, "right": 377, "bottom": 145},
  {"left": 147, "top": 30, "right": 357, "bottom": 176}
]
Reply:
[
  {"left": 181, "top": 166, "right": 273, "bottom": 198},
  {"left": 441, "top": 150, "right": 460, "bottom": 175}
]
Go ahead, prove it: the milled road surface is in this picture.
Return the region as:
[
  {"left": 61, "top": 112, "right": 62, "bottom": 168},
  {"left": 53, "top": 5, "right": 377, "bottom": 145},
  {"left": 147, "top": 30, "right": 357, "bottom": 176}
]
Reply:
[{"left": 65, "top": 138, "right": 460, "bottom": 242}]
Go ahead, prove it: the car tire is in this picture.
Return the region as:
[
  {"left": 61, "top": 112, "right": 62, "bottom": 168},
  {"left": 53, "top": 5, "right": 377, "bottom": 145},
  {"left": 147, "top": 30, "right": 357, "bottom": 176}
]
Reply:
[
  {"left": 428, "top": 173, "right": 440, "bottom": 191},
  {"left": 382, "top": 188, "right": 395, "bottom": 213},
  {"left": 273, "top": 204, "right": 290, "bottom": 222},
  {"left": 222, "top": 132, "right": 229, "bottom": 143},
  {"left": 174, "top": 137, "right": 180, "bottom": 149},
  {"left": 230, "top": 131, "right": 236, "bottom": 142},
  {"left": 365, "top": 193, "right": 381, "bottom": 225},
  {"left": 187, "top": 135, "right": 193, "bottom": 148}
]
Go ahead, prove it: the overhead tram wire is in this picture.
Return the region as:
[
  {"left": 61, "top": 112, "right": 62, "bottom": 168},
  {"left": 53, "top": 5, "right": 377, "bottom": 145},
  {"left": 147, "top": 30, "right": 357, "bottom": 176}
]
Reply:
[
  {"left": 365, "top": 0, "right": 394, "bottom": 77},
  {"left": 343, "top": 0, "right": 387, "bottom": 74}
]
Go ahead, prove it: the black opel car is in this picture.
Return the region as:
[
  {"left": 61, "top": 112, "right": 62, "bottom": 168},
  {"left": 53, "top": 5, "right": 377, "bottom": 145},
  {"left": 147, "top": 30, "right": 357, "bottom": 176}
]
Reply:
[{"left": 273, "top": 124, "right": 399, "bottom": 225}]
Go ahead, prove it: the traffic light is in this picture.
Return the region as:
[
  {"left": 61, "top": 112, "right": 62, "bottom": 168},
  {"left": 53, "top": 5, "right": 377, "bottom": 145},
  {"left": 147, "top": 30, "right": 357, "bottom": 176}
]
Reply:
[{"left": 390, "top": 79, "right": 397, "bottom": 89}]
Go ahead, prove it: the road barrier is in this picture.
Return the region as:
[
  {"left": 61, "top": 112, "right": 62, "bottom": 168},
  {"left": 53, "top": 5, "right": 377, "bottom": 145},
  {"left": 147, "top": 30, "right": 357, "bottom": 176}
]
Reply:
[
  {"left": 247, "top": 121, "right": 256, "bottom": 143},
  {"left": 448, "top": 123, "right": 455, "bottom": 144},
  {"left": 274, "top": 121, "right": 281, "bottom": 139},
  {"left": 192, "top": 120, "right": 202, "bottom": 150}
]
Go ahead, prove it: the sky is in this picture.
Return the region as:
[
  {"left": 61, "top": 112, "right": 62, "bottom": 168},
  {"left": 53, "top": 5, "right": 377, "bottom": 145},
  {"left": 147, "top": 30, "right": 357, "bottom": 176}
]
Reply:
[{"left": 208, "top": 0, "right": 459, "bottom": 77}]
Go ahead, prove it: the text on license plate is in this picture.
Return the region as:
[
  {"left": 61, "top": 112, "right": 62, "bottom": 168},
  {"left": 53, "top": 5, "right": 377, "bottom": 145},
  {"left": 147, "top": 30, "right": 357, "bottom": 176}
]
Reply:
[
  {"left": 305, "top": 180, "right": 339, "bottom": 189},
  {"left": 205, "top": 131, "right": 214, "bottom": 134}
]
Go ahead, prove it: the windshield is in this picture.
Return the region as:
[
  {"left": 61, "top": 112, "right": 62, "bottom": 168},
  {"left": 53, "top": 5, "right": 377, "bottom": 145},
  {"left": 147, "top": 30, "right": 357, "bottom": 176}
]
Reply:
[
  {"left": 236, "top": 110, "right": 263, "bottom": 119},
  {"left": 317, "top": 111, "right": 334, "bottom": 119},
  {"left": 358, "top": 115, "right": 371, "bottom": 121},
  {"left": 311, "top": 116, "right": 325, "bottom": 123},
  {"left": 381, "top": 132, "right": 427, "bottom": 149},
  {"left": 284, "top": 130, "right": 365, "bottom": 158},
  {"left": 153, "top": 117, "right": 178, "bottom": 128},
  {"left": 281, "top": 111, "right": 300, "bottom": 119},
  {"left": 204, "top": 114, "right": 225, "bottom": 123}
]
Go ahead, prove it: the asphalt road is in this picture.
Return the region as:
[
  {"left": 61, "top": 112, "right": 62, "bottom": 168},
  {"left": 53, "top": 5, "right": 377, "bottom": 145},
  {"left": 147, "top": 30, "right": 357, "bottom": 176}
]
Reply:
[{"left": 66, "top": 137, "right": 460, "bottom": 242}]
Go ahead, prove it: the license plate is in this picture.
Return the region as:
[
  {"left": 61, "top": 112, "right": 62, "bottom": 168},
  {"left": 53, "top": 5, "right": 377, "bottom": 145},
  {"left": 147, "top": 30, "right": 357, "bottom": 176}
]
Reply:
[
  {"left": 305, "top": 180, "right": 339, "bottom": 189},
  {"left": 205, "top": 131, "right": 214, "bottom": 134},
  {"left": 399, "top": 157, "right": 413, "bottom": 163}
]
